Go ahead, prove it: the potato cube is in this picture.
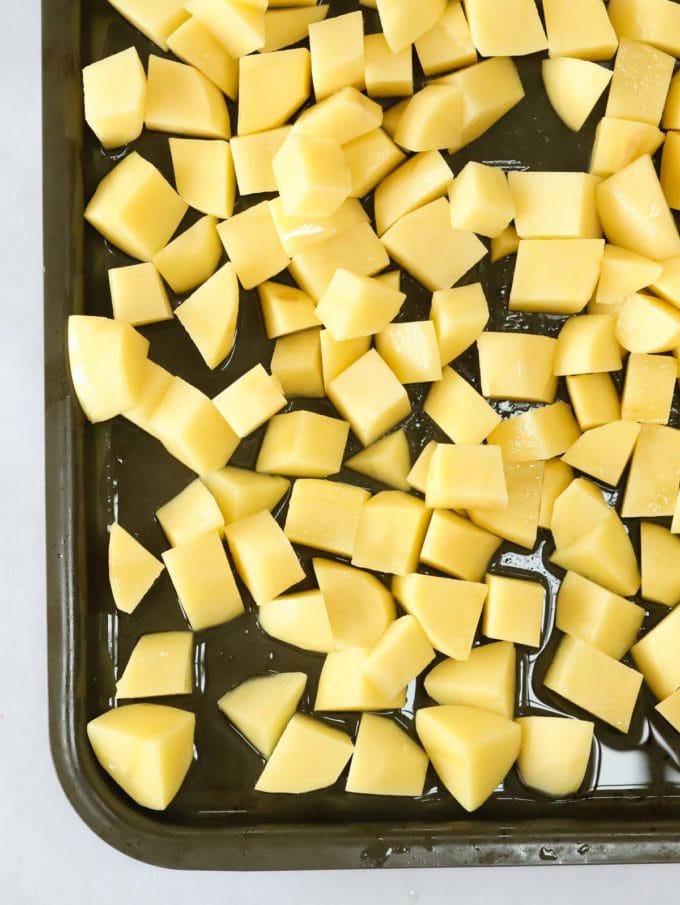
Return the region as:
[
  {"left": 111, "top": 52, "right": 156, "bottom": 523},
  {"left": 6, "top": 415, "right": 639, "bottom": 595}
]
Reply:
[
  {"left": 490, "top": 225, "right": 520, "bottom": 262},
  {"left": 430, "top": 283, "right": 488, "bottom": 365},
  {"left": 87, "top": 704, "right": 195, "bottom": 810},
  {"left": 590, "top": 117, "right": 665, "bottom": 179},
  {"left": 185, "top": 0, "right": 264, "bottom": 59},
  {"left": 478, "top": 333, "right": 557, "bottom": 403},
  {"left": 213, "top": 365, "right": 286, "bottom": 438},
  {"left": 225, "top": 510, "right": 304, "bottom": 605},
  {"left": 217, "top": 202, "right": 289, "bottom": 290},
  {"left": 538, "top": 459, "right": 574, "bottom": 530},
  {"left": 270, "top": 196, "right": 369, "bottom": 259},
  {"left": 201, "top": 467, "right": 289, "bottom": 525},
  {"left": 421, "top": 510, "right": 502, "bottom": 582},
  {"left": 343, "top": 129, "right": 406, "bottom": 199},
  {"left": 108, "top": 262, "right": 172, "bottom": 326},
  {"left": 542, "top": 58, "right": 613, "bottom": 132},
  {"left": 231, "top": 128, "right": 290, "bottom": 196},
  {"left": 365, "top": 615, "right": 435, "bottom": 699},
  {"left": 650, "top": 255, "right": 680, "bottom": 307},
  {"left": 167, "top": 17, "right": 238, "bottom": 99},
  {"left": 169, "top": 137, "right": 235, "bottom": 219},
  {"left": 108, "top": 523, "right": 164, "bottom": 615},
  {"left": 606, "top": 39, "right": 674, "bottom": 126},
  {"left": 665, "top": 70, "right": 680, "bottom": 129},
  {"left": 259, "top": 590, "right": 334, "bottom": 653},
  {"left": 163, "top": 530, "right": 244, "bottom": 630},
  {"left": 509, "top": 171, "right": 601, "bottom": 240},
  {"left": 316, "top": 270, "right": 405, "bottom": 341},
  {"left": 352, "top": 492, "right": 431, "bottom": 576},
  {"left": 621, "top": 353, "right": 676, "bottom": 423},
  {"left": 153, "top": 215, "right": 222, "bottom": 294},
  {"left": 566, "top": 373, "right": 621, "bottom": 430},
  {"left": 364, "top": 32, "right": 414, "bottom": 98},
  {"left": 608, "top": 0, "right": 680, "bottom": 56},
  {"left": 175, "top": 263, "right": 239, "bottom": 370},
  {"left": 270, "top": 328, "right": 324, "bottom": 398},
  {"left": 257, "top": 410, "right": 348, "bottom": 479},
  {"left": 375, "top": 321, "right": 441, "bottom": 384},
  {"left": 661, "top": 131, "right": 680, "bottom": 209},
  {"left": 108, "top": 0, "right": 189, "bottom": 51},
  {"left": 294, "top": 87, "right": 382, "bottom": 147},
  {"left": 550, "top": 477, "right": 613, "bottom": 551},
  {"left": 315, "top": 648, "right": 406, "bottom": 711},
  {"left": 468, "top": 461, "right": 544, "bottom": 550},
  {"left": 319, "top": 332, "right": 371, "bottom": 391},
  {"left": 656, "top": 689, "right": 680, "bottom": 732},
  {"left": 415, "top": 1, "right": 477, "bottom": 77},
  {"left": 464, "top": 0, "right": 547, "bottom": 56},
  {"left": 424, "top": 366, "right": 500, "bottom": 444},
  {"left": 116, "top": 632, "right": 193, "bottom": 699},
  {"left": 313, "top": 558, "right": 395, "bottom": 649},
  {"left": 376, "top": 0, "right": 446, "bottom": 53},
  {"left": 284, "top": 479, "right": 369, "bottom": 558},
  {"left": 374, "top": 150, "right": 453, "bottom": 236},
  {"left": 257, "top": 281, "right": 320, "bottom": 339},
  {"left": 237, "top": 48, "right": 310, "bottom": 136},
  {"left": 543, "top": 0, "right": 617, "bottom": 60},
  {"left": 156, "top": 478, "right": 224, "bottom": 547},
  {"left": 509, "top": 239, "right": 604, "bottom": 314},
  {"left": 424, "top": 641, "right": 516, "bottom": 719},
  {"left": 426, "top": 444, "right": 507, "bottom": 510},
  {"left": 483, "top": 573, "right": 544, "bottom": 648},
  {"left": 449, "top": 162, "right": 514, "bottom": 239},
  {"left": 346, "top": 714, "right": 428, "bottom": 797},
  {"left": 517, "top": 717, "right": 594, "bottom": 798},
  {"left": 262, "top": 5, "right": 329, "bottom": 53},
  {"left": 344, "top": 430, "right": 411, "bottom": 491},
  {"left": 217, "top": 672, "right": 306, "bottom": 757},
  {"left": 594, "top": 244, "right": 662, "bottom": 308},
  {"left": 82, "top": 47, "right": 146, "bottom": 149},
  {"left": 545, "top": 635, "right": 643, "bottom": 732},
  {"left": 487, "top": 402, "right": 581, "bottom": 462},
  {"left": 554, "top": 315, "right": 622, "bottom": 376},
  {"left": 616, "top": 293, "right": 680, "bottom": 354},
  {"left": 309, "top": 11, "right": 364, "bottom": 100},
  {"left": 632, "top": 605, "right": 680, "bottom": 699},
  {"left": 562, "top": 420, "right": 641, "bottom": 486},
  {"left": 122, "top": 360, "right": 174, "bottom": 437},
  {"left": 145, "top": 55, "right": 229, "bottom": 139},
  {"left": 395, "top": 85, "right": 463, "bottom": 153},
  {"left": 641, "top": 523, "right": 680, "bottom": 606}
]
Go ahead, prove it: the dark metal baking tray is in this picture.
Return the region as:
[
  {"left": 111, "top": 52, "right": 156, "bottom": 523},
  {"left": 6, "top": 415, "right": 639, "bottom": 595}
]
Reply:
[{"left": 44, "top": 0, "right": 680, "bottom": 869}]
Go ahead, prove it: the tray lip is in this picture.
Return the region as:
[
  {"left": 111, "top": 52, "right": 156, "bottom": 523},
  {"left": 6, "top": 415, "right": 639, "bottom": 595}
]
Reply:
[{"left": 42, "top": 0, "right": 680, "bottom": 872}]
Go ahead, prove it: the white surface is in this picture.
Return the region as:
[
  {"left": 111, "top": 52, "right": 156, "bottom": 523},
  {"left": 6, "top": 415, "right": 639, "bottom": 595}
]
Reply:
[{"left": 2, "top": 3, "right": 679, "bottom": 903}]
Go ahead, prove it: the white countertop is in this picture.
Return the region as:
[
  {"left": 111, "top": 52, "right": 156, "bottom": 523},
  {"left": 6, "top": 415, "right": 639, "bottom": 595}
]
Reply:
[{"left": 3, "top": 2, "right": 679, "bottom": 901}]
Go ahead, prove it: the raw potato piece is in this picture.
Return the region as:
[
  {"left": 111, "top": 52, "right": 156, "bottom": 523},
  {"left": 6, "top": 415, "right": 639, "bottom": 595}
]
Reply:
[
  {"left": 661, "top": 132, "right": 680, "bottom": 210},
  {"left": 425, "top": 444, "right": 508, "bottom": 510},
  {"left": 262, "top": 6, "right": 330, "bottom": 54},
  {"left": 346, "top": 714, "right": 428, "bottom": 796},
  {"left": 87, "top": 704, "right": 195, "bottom": 810},
  {"left": 621, "top": 354, "right": 677, "bottom": 423},
  {"left": 82, "top": 48, "right": 146, "bottom": 149},
  {"left": 542, "top": 58, "right": 612, "bottom": 132},
  {"left": 483, "top": 574, "right": 544, "bottom": 648},
  {"left": 364, "top": 33, "right": 414, "bottom": 99},
  {"left": 217, "top": 202, "right": 290, "bottom": 290},
  {"left": 343, "top": 129, "right": 406, "bottom": 198},
  {"left": 608, "top": 0, "right": 680, "bottom": 56},
  {"left": 175, "top": 264, "right": 239, "bottom": 370},
  {"left": 490, "top": 225, "right": 519, "bottom": 262},
  {"left": 374, "top": 150, "right": 453, "bottom": 237},
  {"left": 315, "top": 648, "right": 406, "bottom": 711},
  {"left": 665, "top": 71, "right": 680, "bottom": 129},
  {"left": 616, "top": 294, "right": 680, "bottom": 354},
  {"left": 508, "top": 171, "right": 601, "bottom": 240},
  {"left": 431, "top": 284, "right": 489, "bottom": 365},
  {"left": 218, "top": 672, "right": 307, "bottom": 757},
  {"left": 415, "top": 1, "right": 477, "bottom": 77},
  {"left": 543, "top": 0, "right": 617, "bottom": 60},
  {"left": 594, "top": 245, "right": 662, "bottom": 308},
  {"left": 108, "top": 0, "right": 189, "bottom": 51},
  {"left": 213, "top": 365, "right": 286, "bottom": 438},
  {"left": 424, "top": 367, "right": 501, "bottom": 445},
  {"left": 632, "top": 606, "right": 680, "bottom": 699},
  {"left": 421, "top": 510, "right": 502, "bottom": 583},
  {"left": 231, "top": 129, "right": 291, "bottom": 196},
  {"left": 651, "top": 255, "right": 680, "bottom": 306},
  {"left": 622, "top": 424, "right": 680, "bottom": 518},
  {"left": 463, "top": 0, "right": 547, "bottom": 56},
  {"left": 562, "top": 421, "right": 641, "bottom": 486},
  {"left": 365, "top": 616, "right": 436, "bottom": 700},
  {"left": 554, "top": 315, "right": 622, "bottom": 375},
  {"left": 201, "top": 467, "right": 289, "bottom": 525},
  {"left": 294, "top": 87, "right": 383, "bottom": 146},
  {"left": 108, "top": 524, "right": 164, "bottom": 614},
  {"left": 468, "top": 461, "right": 544, "bottom": 550},
  {"left": 375, "top": 322, "right": 441, "bottom": 384},
  {"left": 566, "top": 374, "right": 621, "bottom": 430},
  {"left": 166, "top": 17, "right": 238, "bottom": 99},
  {"left": 270, "top": 329, "right": 325, "bottom": 399},
  {"left": 424, "top": 641, "right": 516, "bottom": 719},
  {"left": 108, "top": 262, "right": 172, "bottom": 326},
  {"left": 394, "top": 85, "right": 463, "bottom": 153},
  {"left": 123, "top": 361, "right": 174, "bottom": 436},
  {"left": 169, "top": 138, "right": 235, "bottom": 220},
  {"left": 284, "top": 479, "right": 369, "bottom": 558},
  {"left": 376, "top": 0, "right": 447, "bottom": 54},
  {"left": 320, "top": 333, "right": 371, "bottom": 391},
  {"left": 257, "top": 411, "right": 349, "bottom": 478},
  {"left": 590, "top": 118, "right": 664, "bottom": 179},
  {"left": 656, "top": 690, "right": 680, "bottom": 732},
  {"left": 185, "top": 0, "right": 265, "bottom": 59},
  {"left": 256, "top": 714, "right": 353, "bottom": 793},
  {"left": 258, "top": 281, "right": 320, "bottom": 339},
  {"left": 271, "top": 196, "right": 369, "bottom": 258},
  {"left": 487, "top": 402, "right": 581, "bottom": 463},
  {"left": 156, "top": 478, "right": 225, "bottom": 547},
  {"left": 538, "top": 459, "right": 574, "bottom": 530},
  {"left": 605, "top": 39, "right": 674, "bottom": 127},
  {"left": 116, "top": 632, "right": 193, "bottom": 698},
  {"left": 145, "top": 56, "right": 230, "bottom": 139},
  {"left": 259, "top": 590, "right": 335, "bottom": 653},
  {"left": 641, "top": 524, "right": 680, "bottom": 607},
  {"left": 517, "top": 717, "right": 594, "bottom": 798},
  {"left": 153, "top": 216, "right": 222, "bottom": 294},
  {"left": 352, "top": 492, "right": 431, "bottom": 576},
  {"left": 407, "top": 443, "right": 438, "bottom": 494},
  {"left": 308, "top": 12, "right": 364, "bottom": 100},
  {"left": 315, "top": 271, "right": 405, "bottom": 341},
  {"left": 477, "top": 333, "right": 557, "bottom": 403},
  {"left": 449, "top": 163, "right": 514, "bottom": 239},
  {"left": 344, "top": 430, "right": 411, "bottom": 491},
  {"left": 550, "top": 478, "right": 612, "bottom": 551},
  {"left": 509, "top": 240, "right": 605, "bottom": 314},
  {"left": 416, "top": 704, "right": 521, "bottom": 812},
  {"left": 237, "top": 49, "right": 310, "bottom": 136}
]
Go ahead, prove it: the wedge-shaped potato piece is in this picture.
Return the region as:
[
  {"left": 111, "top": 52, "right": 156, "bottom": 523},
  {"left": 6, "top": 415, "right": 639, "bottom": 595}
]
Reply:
[
  {"left": 478, "top": 333, "right": 557, "bottom": 403},
  {"left": 84, "top": 152, "right": 188, "bottom": 261},
  {"left": 156, "top": 478, "right": 224, "bottom": 547},
  {"left": 375, "top": 321, "right": 441, "bottom": 384},
  {"left": 169, "top": 138, "right": 235, "bottom": 219},
  {"left": 425, "top": 641, "right": 516, "bottom": 719},
  {"left": 256, "top": 714, "right": 353, "bottom": 793},
  {"left": 83, "top": 47, "right": 146, "bottom": 149},
  {"left": 68, "top": 316, "right": 149, "bottom": 423},
  {"left": 270, "top": 328, "right": 324, "bottom": 398},
  {"left": 430, "top": 284, "right": 488, "bottom": 366},
  {"left": 608, "top": 0, "right": 680, "bottom": 56},
  {"left": 145, "top": 56, "right": 229, "bottom": 139},
  {"left": 490, "top": 225, "right": 519, "bottom": 262},
  {"left": 622, "top": 354, "right": 677, "bottom": 423},
  {"left": 665, "top": 70, "right": 680, "bottom": 129},
  {"left": 416, "top": 704, "right": 521, "bottom": 811},
  {"left": 421, "top": 510, "right": 502, "bottom": 583},
  {"left": 594, "top": 244, "right": 662, "bottom": 308},
  {"left": 566, "top": 373, "right": 620, "bottom": 431},
  {"left": 201, "top": 467, "right": 289, "bottom": 525},
  {"left": 175, "top": 263, "right": 239, "bottom": 370},
  {"left": 622, "top": 425, "right": 680, "bottom": 518},
  {"left": 237, "top": 49, "right": 310, "bottom": 136},
  {"left": 616, "top": 293, "right": 680, "bottom": 354},
  {"left": 271, "top": 197, "right": 368, "bottom": 259},
  {"left": 538, "top": 459, "right": 574, "bottom": 530},
  {"left": 313, "top": 559, "right": 396, "bottom": 649},
  {"left": 218, "top": 672, "right": 306, "bottom": 757},
  {"left": 554, "top": 315, "right": 621, "bottom": 375},
  {"left": 315, "top": 648, "right": 406, "bottom": 711},
  {"left": 344, "top": 430, "right": 410, "bottom": 492},
  {"left": 364, "top": 33, "right": 414, "bottom": 98},
  {"left": 259, "top": 590, "right": 334, "bottom": 653},
  {"left": 509, "top": 171, "right": 601, "bottom": 240},
  {"left": 225, "top": 510, "right": 304, "bottom": 605},
  {"left": 109, "top": 262, "right": 172, "bottom": 326},
  {"left": 426, "top": 444, "right": 507, "bottom": 510},
  {"left": 406, "top": 441, "right": 437, "bottom": 494},
  {"left": 352, "top": 492, "right": 431, "bottom": 576},
  {"left": 309, "top": 11, "right": 364, "bottom": 100},
  {"left": 425, "top": 366, "right": 500, "bottom": 444},
  {"left": 163, "top": 530, "right": 244, "bottom": 630},
  {"left": 395, "top": 85, "right": 463, "bottom": 153},
  {"left": 167, "top": 17, "right": 238, "bottom": 99},
  {"left": 320, "top": 332, "right": 370, "bottom": 391},
  {"left": 606, "top": 39, "right": 674, "bottom": 127},
  {"left": 108, "top": 0, "right": 188, "bottom": 51},
  {"left": 542, "top": 58, "right": 612, "bottom": 133},
  {"left": 365, "top": 615, "right": 435, "bottom": 699},
  {"left": 257, "top": 411, "right": 348, "bottom": 478},
  {"left": 185, "top": 0, "right": 265, "bottom": 58},
  {"left": 545, "top": 636, "right": 642, "bottom": 732},
  {"left": 543, "top": 0, "right": 616, "bottom": 59},
  {"left": 550, "top": 477, "right": 611, "bottom": 550},
  {"left": 656, "top": 689, "right": 680, "bottom": 732},
  {"left": 284, "top": 479, "right": 369, "bottom": 558},
  {"left": 509, "top": 239, "right": 605, "bottom": 314},
  {"left": 217, "top": 202, "right": 290, "bottom": 290},
  {"left": 556, "top": 571, "right": 645, "bottom": 659},
  {"left": 464, "top": 0, "right": 547, "bottom": 55},
  {"left": 257, "top": 281, "right": 319, "bottom": 339},
  {"left": 116, "top": 632, "right": 193, "bottom": 699},
  {"left": 231, "top": 128, "right": 290, "bottom": 196},
  {"left": 661, "top": 132, "right": 680, "bottom": 210},
  {"left": 343, "top": 129, "right": 406, "bottom": 199},
  {"left": 87, "top": 704, "right": 195, "bottom": 810},
  {"left": 316, "top": 270, "right": 405, "bottom": 341},
  {"left": 415, "top": 1, "right": 477, "bottom": 77},
  {"left": 346, "top": 714, "right": 428, "bottom": 796},
  {"left": 449, "top": 162, "right": 514, "bottom": 239},
  {"left": 294, "top": 87, "right": 382, "bottom": 146},
  {"left": 487, "top": 402, "right": 581, "bottom": 462},
  {"left": 590, "top": 118, "right": 664, "bottom": 179},
  {"left": 641, "top": 523, "right": 680, "bottom": 607},
  {"left": 517, "top": 717, "right": 594, "bottom": 798},
  {"left": 483, "top": 573, "right": 544, "bottom": 648},
  {"left": 122, "top": 360, "right": 174, "bottom": 436},
  {"left": 393, "top": 573, "right": 487, "bottom": 661},
  {"left": 213, "top": 366, "right": 286, "bottom": 439},
  {"left": 650, "top": 255, "right": 680, "bottom": 307},
  {"left": 468, "top": 461, "right": 544, "bottom": 550},
  {"left": 153, "top": 216, "right": 222, "bottom": 294},
  {"left": 262, "top": 5, "right": 329, "bottom": 53},
  {"left": 376, "top": 0, "right": 446, "bottom": 53},
  {"left": 374, "top": 151, "right": 453, "bottom": 236},
  {"left": 108, "top": 523, "right": 164, "bottom": 614},
  {"left": 632, "top": 606, "right": 680, "bottom": 699},
  {"left": 562, "top": 420, "right": 641, "bottom": 486}
]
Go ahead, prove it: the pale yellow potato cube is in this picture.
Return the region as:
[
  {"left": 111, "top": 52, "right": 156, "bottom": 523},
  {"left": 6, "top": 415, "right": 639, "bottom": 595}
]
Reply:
[
  {"left": 374, "top": 150, "right": 453, "bottom": 236},
  {"left": 487, "top": 401, "right": 581, "bottom": 463},
  {"left": 270, "top": 196, "right": 369, "bottom": 258},
  {"left": 153, "top": 216, "right": 221, "bottom": 294},
  {"left": 167, "top": 17, "right": 238, "bottom": 99},
  {"left": 545, "top": 635, "right": 642, "bottom": 732},
  {"left": 122, "top": 360, "right": 174, "bottom": 436},
  {"left": 376, "top": 0, "right": 447, "bottom": 53},
  {"left": 259, "top": 590, "right": 335, "bottom": 653},
  {"left": 661, "top": 131, "right": 680, "bottom": 210},
  {"left": 255, "top": 714, "right": 353, "bottom": 793},
  {"left": 641, "top": 523, "right": 680, "bottom": 606},
  {"left": 364, "top": 32, "right": 414, "bottom": 98},
  {"left": 632, "top": 605, "right": 680, "bottom": 699},
  {"left": 621, "top": 353, "right": 676, "bottom": 423},
  {"left": 319, "top": 332, "right": 371, "bottom": 391},
  {"left": 490, "top": 225, "right": 520, "bottom": 262},
  {"left": 608, "top": 0, "right": 680, "bottom": 56},
  {"left": 83, "top": 47, "right": 146, "bottom": 149},
  {"left": 201, "top": 467, "right": 289, "bottom": 525},
  {"left": 562, "top": 420, "right": 641, "bottom": 486},
  {"left": 309, "top": 11, "right": 364, "bottom": 100},
  {"left": 468, "top": 461, "right": 544, "bottom": 550},
  {"left": 284, "top": 479, "right": 369, "bottom": 558},
  {"left": 375, "top": 321, "right": 441, "bottom": 384},
  {"left": 424, "top": 641, "right": 516, "bottom": 719},
  {"left": 395, "top": 85, "right": 463, "bottom": 153},
  {"left": 294, "top": 87, "right": 382, "bottom": 146},
  {"left": 328, "top": 350, "right": 410, "bottom": 446},
  {"left": 109, "top": 262, "right": 171, "bottom": 327},
  {"left": 415, "top": 1, "right": 477, "bottom": 77},
  {"left": 108, "top": 523, "right": 164, "bottom": 615},
  {"left": 257, "top": 281, "right": 319, "bottom": 339},
  {"left": 556, "top": 570, "right": 644, "bottom": 659},
  {"left": 464, "top": 0, "right": 547, "bottom": 55},
  {"left": 364, "top": 615, "right": 435, "bottom": 699},
  {"left": 175, "top": 263, "right": 239, "bottom": 370},
  {"left": 343, "top": 129, "right": 405, "bottom": 199},
  {"left": 116, "top": 632, "right": 193, "bottom": 699},
  {"left": 218, "top": 672, "right": 306, "bottom": 757},
  {"left": 616, "top": 292, "right": 680, "bottom": 354},
  {"left": 213, "top": 365, "right": 286, "bottom": 438},
  {"left": 393, "top": 573, "right": 487, "bottom": 661},
  {"left": 185, "top": 0, "right": 264, "bottom": 59},
  {"left": 313, "top": 558, "right": 396, "bottom": 649},
  {"left": 352, "top": 492, "right": 431, "bottom": 576},
  {"left": 217, "top": 202, "right": 289, "bottom": 290},
  {"left": 594, "top": 244, "right": 662, "bottom": 308},
  {"left": 262, "top": 5, "right": 329, "bottom": 53},
  {"left": 543, "top": 0, "right": 617, "bottom": 60},
  {"left": 416, "top": 704, "right": 521, "bottom": 812},
  {"left": 169, "top": 138, "right": 235, "bottom": 219},
  {"left": 156, "top": 478, "right": 224, "bottom": 547},
  {"left": 163, "top": 530, "right": 244, "bottom": 630},
  {"left": 517, "top": 717, "right": 594, "bottom": 798},
  {"left": 257, "top": 410, "right": 349, "bottom": 477},
  {"left": 315, "top": 648, "right": 406, "bottom": 711},
  {"left": 316, "top": 270, "right": 405, "bottom": 341},
  {"left": 230, "top": 128, "right": 290, "bottom": 196},
  {"left": 237, "top": 49, "right": 310, "bottom": 137},
  {"left": 108, "top": 0, "right": 189, "bottom": 51},
  {"left": 421, "top": 510, "right": 502, "bottom": 582},
  {"left": 542, "top": 58, "right": 612, "bottom": 133},
  {"left": 145, "top": 55, "right": 229, "bottom": 139},
  {"left": 509, "top": 239, "right": 605, "bottom": 314},
  {"left": 478, "top": 333, "right": 557, "bottom": 403},
  {"left": 381, "top": 100, "right": 408, "bottom": 140},
  {"left": 84, "top": 152, "right": 188, "bottom": 261},
  {"left": 344, "top": 430, "right": 411, "bottom": 491},
  {"left": 650, "top": 255, "right": 680, "bottom": 307},
  {"left": 509, "top": 171, "right": 601, "bottom": 240},
  {"left": 566, "top": 373, "right": 621, "bottom": 431},
  {"left": 665, "top": 70, "right": 680, "bottom": 129},
  {"left": 68, "top": 316, "right": 149, "bottom": 423},
  {"left": 430, "top": 283, "right": 489, "bottom": 365},
  {"left": 87, "top": 704, "right": 195, "bottom": 810},
  {"left": 225, "top": 510, "right": 304, "bottom": 605},
  {"left": 346, "top": 714, "right": 428, "bottom": 797},
  {"left": 656, "top": 689, "right": 680, "bottom": 732},
  {"left": 426, "top": 444, "right": 507, "bottom": 510},
  {"left": 554, "top": 315, "right": 622, "bottom": 376},
  {"left": 590, "top": 117, "right": 664, "bottom": 179},
  {"left": 550, "top": 477, "right": 613, "bottom": 550},
  {"left": 538, "top": 459, "right": 574, "bottom": 530},
  {"left": 270, "top": 328, "right": 325, "bottom": 399},
  {"left": 449, "top": 162, "right": 514, "bottom": 239},
  {"left": 606, "top": 38, "right": 674, "bottom": 127},
  {"left": 483, "top": 573, "right": 544, "bottom": 648},
  {"left": 425, "top": 365, "right": 500, "bottom": 444}
]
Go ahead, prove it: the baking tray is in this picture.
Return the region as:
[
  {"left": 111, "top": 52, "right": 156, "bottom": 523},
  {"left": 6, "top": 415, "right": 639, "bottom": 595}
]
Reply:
[{"left": 44, "top": 0, "right": 680, "bottom": 869}]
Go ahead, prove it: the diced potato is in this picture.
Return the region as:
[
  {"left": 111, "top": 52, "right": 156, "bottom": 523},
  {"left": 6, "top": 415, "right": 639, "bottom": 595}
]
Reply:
[
  {"left": 255, "top": 714, "right": 353, "bottom": 793},
  {"left": 308, "top": 11, "right": 364, "bottom": 100},
  {"left": 316, "top": 270, "right": 405, "bottom": 341},
  {"left": 621, "top": 353, "right": 677, "bottom": 423},
  {"left": 122, "top": 360, "right": 174, "bottom": 436},
  {"left": 656, "top": 689, "right": 680, "bottom": 732},
  {"left": 426, "top": 444, "right": 507, "bottom": 510},
  {"left": 487, "top": 402, "right": 581, "bottom": 462},
  {"left": 108, "top": 523, "right": 164, "bottom": 615},
  {"left": 167, "top": 17, "right": 238, "bottom": 99},
  {"left": 554, "top": 315, "right": 622, "bottom": 376},
  {"left": 313, "top": 558, "right": 396, "bottom": 649},
  {"left": 84, "top": 152, "right": 188, "bottom": 261},
  {"left": 257, "top": 281, "right": 320, "bottom": 339},
  {"left": 590, "top": 117, "right": 664, "bottom": 179},
  {"left": 237, "top": 49, "right": 310, "bottom": 136},
  {"left": 201, "top": 467, "right": 289, "bottom": 526},
  {"left": 153, "top": 215, "right": 221, "bottom": 294},
  {"left": 271, "top": 197, "right": 369, "bottom": 259},
  {"left": 464, "top": 0, "right": 547, "bottom": 55},
  {"left": 185, "top": 0, "right": 265, "bottom": 59},
  {"left": 490, "top": 225, "right": 520, "bottom": 262},
  {"left": 175, "top": 263, "right": 239, "bottom": 370},
  {"left": 566, "top": 373, "right": 621, "bottom": 430},
  {"left": 364, "top": 32, "right": 414, "bottom": 98},
  {"left": 374, "top": 150, "right": 453, "bottom": 236},
  {"left": 163, "top": 530, "right": 244, "bottom": 630},
  {"left": 68, "top": 316, "right": 149, "bottom": 423},
  {"left": 543, "top": 0, "right": 617, "bottom": 59},
  {"left": 315, "top": 648, "right": 406, "bottom": 711},
  {"left": 319, "top": 332, "right": 371, "bottom": 391},
  {"left": 606, "top": 39, "right": 674, "bottom": 127},
  {"left": 352, "top": 492, "right": 431, "bottom": 576},
  {"left": 478, "top": 333, "right": 557, "bottom": 403},
  {"left": 420, "top": 510, "right": 502, "bottom": 582},
  {"left": 82, "top": 47, "right": 146, "bottom": 149},
  {"left": 608, "top": 0, "right": 680, "bottom": 56},
  {"left": 415, "top": 1, "right": 477, "bottom": 77},
  {"left": 509, "top": 239, "right": 604, "bottom": 314},
  {"left": 672, "top": 489, "right": 680, "bottom": 534},
  {"left": 257, "top": 410, "right": 349, "bottom": 478},
  {"left": 661, "top": 131, "right": 680, "bottom": 209},
  {"left": 394, "top": 85, "right": 463, "bottom": 153},
  {"left": 550, "top": 477, "right": 612, "bottom": 550},
  {"left": 262, "top": 5, "right": 329, "bottom": 53},
  {"left": 509, "top": 171, "right": 601, "bottom": 240},
  {"left": 259, "top": 590, "right": 335, "bottom": 653},
  {"left": 270, "top": 328, "right": 325, "bottom": 398},
  {"left": 343, "top": 129, "right": 406, "bottom": 198},
  {"left": 87, "top": 704, "right": 195, "bottom": 810},
  {"left": 640, "top": 523, "right": 680, "bottom": 606},
  {"left": 346, "top": 714, "right": 428, "bottom": 796},
  {"left": 364, "top": 615, "right": 435, "bottom": 699},
  {"left": 482, "top": 573, "right": 544, "bottom": 648},
  {"left": 217, "top": 672, "right": 306, "bottom": 757},
  {"left": 393, "top": 573, "right": 487, "bottom": 660},
  {"left": 108, "top": 262, "right": 172, "bottom": 326},
  {"left": 430, "top": 283, "right": 489, "bottom": 365},
  {"left": 594, "top": 244, "right": 662, "bottom": 308},
  {"left": 650, "top": 255, "right": 680, "bottom": 307},
  {"left": 424, "top": 641, "right": 516, "bottom": 719},
  {"left": 425, "top": 366, "right": 500, "bottom": 444},
  {"left": 562, "top": 420, "right": 641, "bottom": 486},
  {"left": 542, "top": 58, "right": 612, "bottom": 132},
  {"left": 517, "top": 717, "right": 594, "bottom": 798},
  {"left": 225, "top": 510, "right": 304, "bottom": 605},
  {"left": 145, "top": 56, "right": 229, "bottom": 139},
  {"left": 557, "top": 570, "right": 644, "bottom": 660},
  {"left": 116, "top": 632, "right": 193, "bottom": 698},
  {"left": 375, "top": 321, "right": 441, "bottom": 384},
  {"left": 284, "top": 479, "right": 369, "bottom": 558},
  {"left": 156, "top": 478, "right": 224, "bottom": 547},
  {"left": 632, "top": 605, "right": 680, "bottom": 699},
  {"left": 468, "top": 461, "right": 544, "bottom": 550},
  {"left": 213, "top": 365, "right": 286, "bottom": 438},
  {"left": 545, "top": 635, "right": 643, "bottom": 732},
  {"left": 615, "top": 292, "right": 680, "bottom": 354},
  {"left": 294, "top": 87, "right": 382, "bottom": 146},
  {"left": 217, "top": 201, "right": 290, "bottom": 290},
  {"left": 449, "top": 163, "right": 514, "bottom": 239},
  {"left": 538, "top": 459, "right": 574, "bottom": 530},
  {"left": 108, "top": 0, "right": 189, "bottom": 51},
  {"left": 416, "top": 704, "right": 521, "bottom": 812},
  {"left": 664, "top": 70, "right": 680, "bottom": 129},
  {"left": 169, "top": 138, "right": 235, "bottom": 219},
  {"left": 376, "top": 0, "right": 447, "bottom": 53},
  {"left": 231, "top": 128, "right": 290, "bottom": 196},
  {"left": 344, "top": 430, "right": 411, "bottom": 492}
]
